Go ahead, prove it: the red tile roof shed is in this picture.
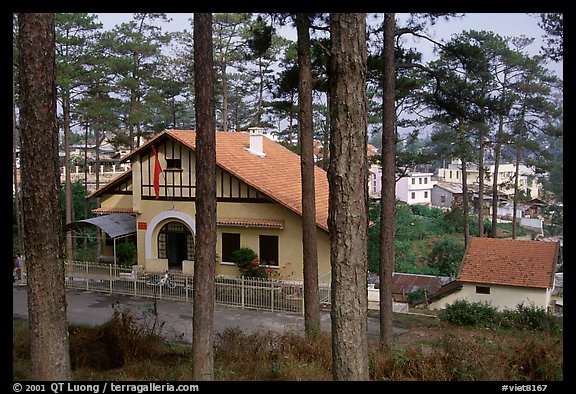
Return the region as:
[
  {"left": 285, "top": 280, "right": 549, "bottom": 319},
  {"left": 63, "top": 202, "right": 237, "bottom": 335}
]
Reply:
[{"left": 457, "top": 237, "right": 559, "bottom": 289}]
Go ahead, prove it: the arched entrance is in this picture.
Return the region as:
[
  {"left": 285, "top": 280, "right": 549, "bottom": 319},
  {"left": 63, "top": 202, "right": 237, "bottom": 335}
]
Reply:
[
  {"left": 145, "top": 210, "right": 196, "bottom": 271},
  {"left": 158, "top": 221, "right": 195, "bottom": 270}
]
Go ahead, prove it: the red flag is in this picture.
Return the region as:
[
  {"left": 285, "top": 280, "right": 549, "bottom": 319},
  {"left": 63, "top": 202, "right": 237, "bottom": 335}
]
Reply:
[{"left": 152, "top": 145, "right": 162, "bottom": 199}]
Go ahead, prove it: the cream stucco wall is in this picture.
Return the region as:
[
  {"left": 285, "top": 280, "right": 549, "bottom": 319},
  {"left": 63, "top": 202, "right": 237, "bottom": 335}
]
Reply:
[
  {"left": 125, "top": 198, "right": 330, "bottom": 282},
  {"left": 100, "top": 194, "right": 133, "bottom": 211},
  {"left": 429, "top": 282, "right": 552, "bottom": 311}
]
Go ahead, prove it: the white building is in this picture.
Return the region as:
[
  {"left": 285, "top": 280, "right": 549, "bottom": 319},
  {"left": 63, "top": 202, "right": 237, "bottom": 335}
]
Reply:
[
  {"left": 368, "top": 164, "right": 382, "bottom": 199},
  {"left": 369, "top": 167, "right": 435, "bottom": 206},
  {"left": 395, "top": 172, "right": 435, "bottom": 206},
  {"left": 437, "top": 159, "right": 540, "bottom": 199}
]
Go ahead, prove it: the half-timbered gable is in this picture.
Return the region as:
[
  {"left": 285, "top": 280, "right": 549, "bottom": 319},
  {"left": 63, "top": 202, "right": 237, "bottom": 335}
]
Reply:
[
  {"left": 140, "top": 138, "right": 196, "bottom": 200},
  {"left": 137, "top": 136, "right": 270, "bottom": 202}
]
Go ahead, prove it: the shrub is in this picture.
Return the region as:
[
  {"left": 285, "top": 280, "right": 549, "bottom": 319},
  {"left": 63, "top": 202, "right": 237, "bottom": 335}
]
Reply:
[
  {"left": 231, "top": 247, "right": 275, "bottom": 279},
  {"left": 499, "top": 302, "right": 561, "bottom": 332},
  {"left": 439, "top": 299, "right": 498, "bottom": 327},
  {"left": 116, "top": 242, "right": 137, "bottom": 268}
]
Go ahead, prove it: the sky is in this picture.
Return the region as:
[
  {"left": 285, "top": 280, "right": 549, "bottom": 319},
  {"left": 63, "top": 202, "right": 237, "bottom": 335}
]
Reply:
[
  {"left": 94, "top": 12, "right": 562, "bottom": 79},
  {"left": 398, "top": 13, "right": 563, "bottom": 78},
  {"left": 93, "top": 12, "right": 562, "bottom": 139}
]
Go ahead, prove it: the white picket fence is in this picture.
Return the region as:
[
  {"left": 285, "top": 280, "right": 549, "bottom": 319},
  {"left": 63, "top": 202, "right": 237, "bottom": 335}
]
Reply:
[{"left": 62, "top": 261, "right": 331, "bottom": 315}]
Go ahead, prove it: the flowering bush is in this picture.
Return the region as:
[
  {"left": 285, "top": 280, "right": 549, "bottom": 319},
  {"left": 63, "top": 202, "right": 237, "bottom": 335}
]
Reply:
[{"left": 231, "top": 247, "right": 278, "bottom": 279}]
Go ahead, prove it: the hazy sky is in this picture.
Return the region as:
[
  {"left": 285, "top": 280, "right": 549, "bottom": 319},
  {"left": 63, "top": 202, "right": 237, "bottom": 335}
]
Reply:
[{"left": 95, "top": 12, "right": 562, "bottom": 78}]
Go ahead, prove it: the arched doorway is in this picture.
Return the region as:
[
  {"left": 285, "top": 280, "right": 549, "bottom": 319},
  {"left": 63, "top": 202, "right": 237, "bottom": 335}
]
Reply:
[{"left": 157, "top": 221, "right": 194, "bottom": 270}]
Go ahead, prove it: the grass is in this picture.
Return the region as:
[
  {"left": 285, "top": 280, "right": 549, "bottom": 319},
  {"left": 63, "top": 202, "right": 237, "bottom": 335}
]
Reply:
[{"left": 12, "top": 306, "right": 563, "bottom": 381}]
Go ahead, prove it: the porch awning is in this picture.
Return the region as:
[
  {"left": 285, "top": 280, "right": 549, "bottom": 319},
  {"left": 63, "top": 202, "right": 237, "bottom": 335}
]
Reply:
[{"left": 67, "top": 213, "right": 136, "bottom": 239}]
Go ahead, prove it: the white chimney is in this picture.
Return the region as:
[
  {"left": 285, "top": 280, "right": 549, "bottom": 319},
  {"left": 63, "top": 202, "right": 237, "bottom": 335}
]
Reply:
[{"left": 246, "top": 127, "right": 266, "bottom": 158}]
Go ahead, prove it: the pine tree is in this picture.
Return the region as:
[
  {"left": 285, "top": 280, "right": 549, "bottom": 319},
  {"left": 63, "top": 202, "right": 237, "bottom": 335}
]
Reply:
[{"left": 18, "top": 12, "right": 72, "bottom": 380}]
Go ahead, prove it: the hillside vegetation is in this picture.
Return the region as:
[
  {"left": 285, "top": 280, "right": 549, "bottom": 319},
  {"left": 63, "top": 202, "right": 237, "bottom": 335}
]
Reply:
[{"left": 368, "top": 201, "right": 533, "bottom": 276}]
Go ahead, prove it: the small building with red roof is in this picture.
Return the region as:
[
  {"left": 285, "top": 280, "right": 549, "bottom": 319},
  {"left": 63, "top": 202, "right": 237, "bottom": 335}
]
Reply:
[{"left": 430, "top": 237, "right": 560, "bottom": 311}]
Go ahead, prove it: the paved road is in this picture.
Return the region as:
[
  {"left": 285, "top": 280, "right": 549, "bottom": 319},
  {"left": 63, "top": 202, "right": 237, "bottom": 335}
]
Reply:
[{"left": 12, "top": 284, "right": 407, "bottom": 344}]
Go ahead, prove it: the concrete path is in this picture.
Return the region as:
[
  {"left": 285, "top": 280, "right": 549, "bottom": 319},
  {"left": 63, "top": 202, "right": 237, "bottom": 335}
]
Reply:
[{"left": 12, "top": 284, "right": 407, "bottom": 344}]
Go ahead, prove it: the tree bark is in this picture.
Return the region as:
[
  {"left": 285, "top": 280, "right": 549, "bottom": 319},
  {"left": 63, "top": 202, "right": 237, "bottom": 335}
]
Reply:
[
  {"left": 379, "top": 12, "right": 395, "bottom": 350},
  {"left": 491, "top": 112, "right": 505, "bottom": 238},
  {"left": 13, "top": 76, "right": 24, "bottom": 252},
  {"left": 63, "top": 94, "right": 74, "bottom": 260},
  {"left": 192, "top": 12, "right": 217, "bottom": 381},
  {"left": 296, "top": 13, "right": 321, "bottom": 337},
  {"left": 477, "top": 121, "right": 486, "bottom": 237},
  {"left": 328, "top": 12, "right": 370, "bottom": 381},
  {"left": 459, "top": 120, "right": 471, "bottom": 247},
  {"left": 18, "top": 12, "right": 72, "bottom": 380}
]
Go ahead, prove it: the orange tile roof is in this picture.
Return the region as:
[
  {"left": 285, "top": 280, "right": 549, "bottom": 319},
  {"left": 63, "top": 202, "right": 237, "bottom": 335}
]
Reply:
[
  {"left": 458, "top": 237, "right": 559, "bottom": 289},
  {"left": 121, "top": 130, "right": 329, "bottom": 232}
]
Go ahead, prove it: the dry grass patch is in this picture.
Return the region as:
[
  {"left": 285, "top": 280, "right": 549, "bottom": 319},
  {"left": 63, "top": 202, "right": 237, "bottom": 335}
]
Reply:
[
  {"left": 13, "top": 309, "right": 562, "bottom": 381},
  {"left": 213, "top": 327, "right": 332, "bottom": 380}
]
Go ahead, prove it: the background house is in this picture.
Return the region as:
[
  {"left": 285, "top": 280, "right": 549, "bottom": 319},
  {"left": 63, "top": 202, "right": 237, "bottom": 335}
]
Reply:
[
  {"left": 431, "top": 181, "right": 509, "bottom": 217},
  {"left": 430, "top": 237, "right": 559, "bottom": 311},
  {"left": 395, "top": 172, "right": 435, "bottom": 206},
  {"left": 368, "top": 164, "right": 382, "bottom": 199},
  {"left": 430, "top": 181, "right": 465, "bottom": 210},
  {"left": 369, "top": 168, "right": 435, "bottom": 206},
  {"left": 437, "top": 159, "right": 540, "bottom": 200}
]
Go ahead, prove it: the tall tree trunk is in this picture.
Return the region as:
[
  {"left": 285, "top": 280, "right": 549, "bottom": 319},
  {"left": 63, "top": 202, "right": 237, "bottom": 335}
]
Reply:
[
  {"left": 192, "top": 12, "right": 217, "bottom": 381},
  {"left": 13, "top": 77, "right": 24, "bottom": 252},
  {"left": 379, "top": 12, "right": 395, "bottom": 350},
  {"left": 63, "top": 94, "right": 74, "bottom": 260},
  {"left": 296, "top": 13, "right": 320, "bottom": 337},
  {"left": 462, "top": 156, "right": 471, "bottom": 247},
  {"left": 221, "top": 64, "right": 229, "bottom": 131},
  {"left": 129, "top": 123, "right": 134, "bottom": 151},
  {"left": 257, "top": 62, "right": 264, "bottom": 124},
  {"left": 83, "top": 123, "right": 89, "bottom": 253},
  {"left": 512, "top": 135, "right": 521, "bottom": 239},
  {"left": 94, "top": 125, "right": 100, "bottom": 189},
  {"left": 322, "top": 99, "right": 330, "bottom": 171},
  {"left": 328, "top": 13, "right": 369, "bottom": 381},
  {"left": 491, "top": 112, "right": 505, "bottom": 238},
  {"left": 459, "top": 120, "right": 471, "bottom": 247},
  {"left": 477, "top": 121, "right": 486, "bottom": 237},
  {"left": 18, "top": 12, "right": 72, "bottom": 380},
  {"left": 512, "top": 107, "right": 527, "bottom": 240}
]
